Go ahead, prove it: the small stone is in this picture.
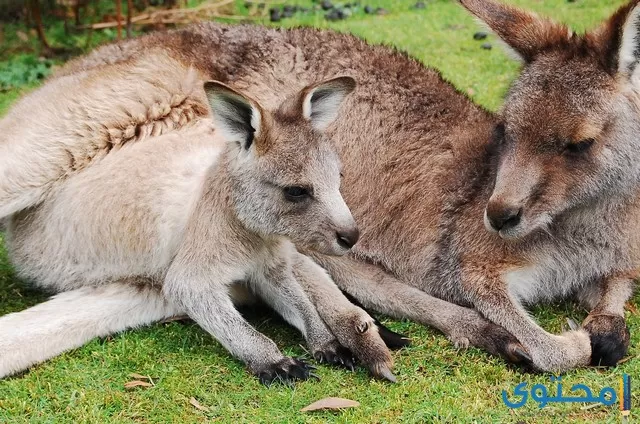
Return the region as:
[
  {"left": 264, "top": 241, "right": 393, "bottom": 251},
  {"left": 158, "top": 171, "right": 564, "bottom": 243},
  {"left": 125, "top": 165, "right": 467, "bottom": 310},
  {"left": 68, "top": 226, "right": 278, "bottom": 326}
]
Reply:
[
  {"left": 270, "top": 9, "right": 281, "bottom": 22},
  {"left": 481, "top": 42, "right": 492, "bottom": 50},
  {"left": 325, "top": 8, "right": 345, "bottom": 20},
  {"left": 321, "top": 0, "right": 334, "bottom": 10},
  {"left": 413, "top": 1, "right": 426, "bottom": 9},
  {"left": 341, "top": 7, "right": 352, "bottom": 17},
  {"left": 282, "top": 6, "right": 295, "bottom": 17},
  {"left": 473, "top": 31, "right": 488, "bottom": 40},
  {"left": 364, "top": 5, "right": 373, "bottom": 13},
  {"left": 375, "top": 7, "right": 388, "bottom": 15}
]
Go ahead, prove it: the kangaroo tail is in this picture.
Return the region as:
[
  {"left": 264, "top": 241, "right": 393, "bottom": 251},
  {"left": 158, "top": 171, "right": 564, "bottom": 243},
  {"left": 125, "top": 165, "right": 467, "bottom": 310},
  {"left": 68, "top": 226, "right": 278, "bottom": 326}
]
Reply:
[{"left": 0, "top": 283, "right": 181, "bottom": 378}]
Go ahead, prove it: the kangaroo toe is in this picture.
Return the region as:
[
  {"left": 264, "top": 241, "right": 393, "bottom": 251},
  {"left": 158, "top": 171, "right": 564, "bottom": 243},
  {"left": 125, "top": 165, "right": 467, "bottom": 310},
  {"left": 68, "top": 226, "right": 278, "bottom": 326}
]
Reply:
[
  {"left": 376, "top": 321, "right": 411, "bottom": 350},
  {"left": 257, "top": 357, "right": 318, "bottom": 386},
  {"left": 313, "top": 341, "right": 356, "bottom": 371}
]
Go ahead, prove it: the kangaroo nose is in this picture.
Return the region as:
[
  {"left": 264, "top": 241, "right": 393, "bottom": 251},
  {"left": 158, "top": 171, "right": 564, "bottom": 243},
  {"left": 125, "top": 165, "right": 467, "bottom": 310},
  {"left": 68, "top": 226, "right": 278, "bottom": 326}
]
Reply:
[
  {"left": 336, "top": 227, "right": 360, "bottom": 249},
  {"left": 486, "top": 203, "right": 522, "bottom": 232}
]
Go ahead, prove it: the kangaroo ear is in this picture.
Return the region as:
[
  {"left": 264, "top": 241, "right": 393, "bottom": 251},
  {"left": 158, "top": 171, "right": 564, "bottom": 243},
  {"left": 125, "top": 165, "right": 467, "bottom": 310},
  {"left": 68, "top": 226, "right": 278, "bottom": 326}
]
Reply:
[
  {"left": 459, "top": 0, "right": 571, "bottom": 63},
  {"left": 204, "top": 81, "right": 263, "bottom": 149},
  {"left": 588, "top": 2, "right": 640, "bottom": 82},
  {"left": 302, "top": 76, "right": 356, "bottom": 131},
  {"left": 615, "top": 3, "right": 640, "bottom": 84}
]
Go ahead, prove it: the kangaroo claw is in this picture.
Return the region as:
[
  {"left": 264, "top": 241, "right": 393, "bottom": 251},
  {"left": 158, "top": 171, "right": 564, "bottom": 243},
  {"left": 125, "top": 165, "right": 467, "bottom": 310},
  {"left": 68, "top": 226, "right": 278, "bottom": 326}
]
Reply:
[
  {"left": 513, "top": 346, "right": 533, "bottom": 364},
  {"left": 257, "top": 357, "right": 316, "bottom": 386},
  {"left": 373, "top": 364, "right": 397, "bottom": 383},
  {"left": 313, "top": 344, "right": 356, "bottom": 371},
  {"left": 377, "top": 323, "right": 411, "bottom": 350}
]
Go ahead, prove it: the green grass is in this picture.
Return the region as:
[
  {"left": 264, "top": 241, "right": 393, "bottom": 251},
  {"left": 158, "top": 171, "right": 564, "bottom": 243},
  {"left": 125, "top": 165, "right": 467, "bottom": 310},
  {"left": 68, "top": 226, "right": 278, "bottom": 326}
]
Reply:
[{"left": 1, "top": 0, "right": 639, "bottom": 422}]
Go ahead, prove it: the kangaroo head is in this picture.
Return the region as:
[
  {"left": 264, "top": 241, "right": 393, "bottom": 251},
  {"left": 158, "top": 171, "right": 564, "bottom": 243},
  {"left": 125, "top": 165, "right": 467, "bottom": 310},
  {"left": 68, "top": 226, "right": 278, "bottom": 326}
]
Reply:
[
  {"left": 462, "top": 0, "right": 640, "bottom": 239},
  {"left": 204, "top": 77, "right": 358, "bottom": 255}
]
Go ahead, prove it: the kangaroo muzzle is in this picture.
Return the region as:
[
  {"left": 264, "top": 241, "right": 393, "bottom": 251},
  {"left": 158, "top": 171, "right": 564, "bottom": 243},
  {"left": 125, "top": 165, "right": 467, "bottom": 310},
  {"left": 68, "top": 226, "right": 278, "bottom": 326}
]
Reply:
[
  {"left": 485, "top": 200, "right": 522, "bottom": 232},
  {"left": 336, "top": 226, "right": 360, "bottom": 249},
  {"left": 486, "top": 153, "right": 542, "bottom": 236}
]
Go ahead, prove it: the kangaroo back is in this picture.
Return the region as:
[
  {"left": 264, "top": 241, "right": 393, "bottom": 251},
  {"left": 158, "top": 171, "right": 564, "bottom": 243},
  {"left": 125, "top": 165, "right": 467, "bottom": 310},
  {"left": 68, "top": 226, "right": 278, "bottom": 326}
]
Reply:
[{"left": 0, "top": 50, "right": 209, "bottom": 219}]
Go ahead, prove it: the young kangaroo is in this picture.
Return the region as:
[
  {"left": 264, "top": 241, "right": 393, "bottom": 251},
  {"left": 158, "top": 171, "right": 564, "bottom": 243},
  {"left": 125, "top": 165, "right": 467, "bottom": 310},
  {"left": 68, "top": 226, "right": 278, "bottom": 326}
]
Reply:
[{"left": 0, "top": 61, "right": 396, "bottom": 383}]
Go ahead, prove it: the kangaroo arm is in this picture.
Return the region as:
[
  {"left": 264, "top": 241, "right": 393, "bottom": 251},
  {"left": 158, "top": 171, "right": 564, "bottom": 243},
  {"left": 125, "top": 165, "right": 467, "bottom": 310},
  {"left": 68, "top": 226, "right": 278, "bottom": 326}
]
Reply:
[
  {"left": 461, "top": 267, "right": 591, "bottom": 372},
  {"left": 291, "top": 251, "right": 395, "bottom": 381},
  {"left": 307, "top": 252, "right": 531, "bottom": 366}
]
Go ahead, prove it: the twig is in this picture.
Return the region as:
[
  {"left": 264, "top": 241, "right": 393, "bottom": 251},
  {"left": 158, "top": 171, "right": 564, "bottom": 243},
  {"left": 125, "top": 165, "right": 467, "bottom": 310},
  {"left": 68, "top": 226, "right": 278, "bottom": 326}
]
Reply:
[
  {"left": 579, "top": 403, "right": 602, "bottom": 411},
  {"left": 80, "top": 13, "right": 149, "bottom": 29},
  {"left": 30, "top": 0, "right": 51, "bottom": 49},
  {"left": 80, "top": 0, "right": 251, "bottom": 29},
  {"left": 244, "top": 0, "right": 286, "bottom": 3},
  {"left": 115, "top": 0, "right": 122, "bottom": 39},
  {"left": 126, "top": 0, "right": 133, "bottom": 38}
]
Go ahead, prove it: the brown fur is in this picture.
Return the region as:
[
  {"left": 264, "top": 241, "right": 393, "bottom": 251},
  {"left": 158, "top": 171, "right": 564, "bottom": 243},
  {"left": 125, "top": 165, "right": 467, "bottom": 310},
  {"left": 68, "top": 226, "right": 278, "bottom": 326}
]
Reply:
[{"left": 7, "top": 0, "right": 640, "bottom": 373}]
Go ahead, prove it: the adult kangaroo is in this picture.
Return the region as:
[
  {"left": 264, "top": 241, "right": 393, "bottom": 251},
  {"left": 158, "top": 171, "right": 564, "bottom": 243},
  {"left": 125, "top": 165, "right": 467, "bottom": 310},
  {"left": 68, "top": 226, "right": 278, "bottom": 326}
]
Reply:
[
  {"left": 4, "top": 0, "right": 640, "bottom": 373},
  {"left": 313, "top": 0, "right": 640, "bottom": 372}
]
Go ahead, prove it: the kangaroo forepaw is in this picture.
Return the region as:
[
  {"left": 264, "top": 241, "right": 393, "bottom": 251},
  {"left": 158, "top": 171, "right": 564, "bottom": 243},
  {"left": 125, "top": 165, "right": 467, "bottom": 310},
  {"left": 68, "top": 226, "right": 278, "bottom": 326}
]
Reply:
[
  {"left": 327, "top": 312, "right": 397, "bottom": 382},
  {"left": 257, "top": 357, "right": 318, "bottom": 386},
  {"left": 348, "top": 318, "right": 397, "bottom": 382},
  {"left": 583, "top": 314, "right": 630, "bottom": 367},
  {"left": 314, "top": 343, "right": 356, "bottom": 371}
]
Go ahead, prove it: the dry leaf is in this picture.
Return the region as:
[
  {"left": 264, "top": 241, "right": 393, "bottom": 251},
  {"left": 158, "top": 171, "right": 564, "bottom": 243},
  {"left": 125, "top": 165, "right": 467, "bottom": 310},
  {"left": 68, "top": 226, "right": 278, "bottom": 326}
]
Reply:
[
  {"left": 128, "top": 373, "right": 151, "bottom": 380},
  {"left": 300, "top": 397, "right": 360, "bottom": 412},
  {"left": 617, "top": 355, "right": 635, "bottom": 365},
  {"left": 124, "top": 380, "right": 153, "bottom": 389},
  {"left": 189, "top": 397, "right": 210, "bottom": 412},
  {"left": 16, "top": 31, "right": 29, "bottom": 42}
]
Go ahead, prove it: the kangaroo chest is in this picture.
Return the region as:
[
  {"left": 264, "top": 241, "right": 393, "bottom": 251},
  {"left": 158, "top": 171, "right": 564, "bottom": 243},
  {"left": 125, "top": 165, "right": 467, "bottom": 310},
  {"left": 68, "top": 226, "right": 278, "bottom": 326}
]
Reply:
[{"left": 504, "top": 215, "right": 631, "bottom": 305}]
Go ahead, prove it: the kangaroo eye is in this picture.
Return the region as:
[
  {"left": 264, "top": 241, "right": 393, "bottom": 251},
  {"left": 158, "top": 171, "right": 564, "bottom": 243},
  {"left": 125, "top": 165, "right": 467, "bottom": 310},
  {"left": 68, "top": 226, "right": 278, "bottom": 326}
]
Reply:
[
  {"left": 565, "top": 138, "right": 594, "bottom": 155},
  {"left": 283, "top": 186, "right": 312, "bottom": 202}
]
